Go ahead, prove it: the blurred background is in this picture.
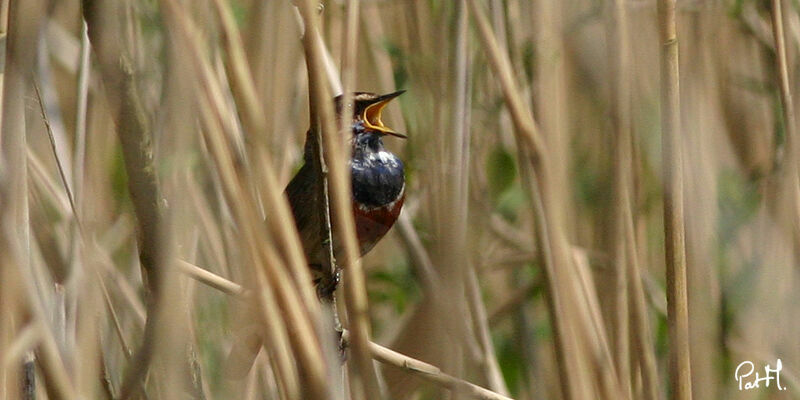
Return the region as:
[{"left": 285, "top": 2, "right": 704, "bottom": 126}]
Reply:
[{"left": 1, "top": 0, "right": 799, "bottom": 399}]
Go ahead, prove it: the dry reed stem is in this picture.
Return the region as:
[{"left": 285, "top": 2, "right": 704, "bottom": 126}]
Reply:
[
  {"left": 207, "top": 0, "right": 319, "bottom": 314},
  {"left": 466, "top": 267, "right": 510, "bottom": 395},
  {"left": 202, "top": 8, "right": 335, "bottom": 389},
  {"left": 769, "top": 0, "right": 800, "bottom": 256},
  {"left": 338, "top": 0, "right": 359, "bottom": 122},
  {"left": 33, "top": 320, "right": 76, "bottom": 399},
  {"left": 305, "top": 20, "right": 337, "bottom": 309},
  {"left": 606, "top": 0, "right": 632, "bottom": 393},
  {"left": 177, "top": 261, "right": 513, "bottom": 400},
  {"left": 604, "top": 0, "right": 656, "bottom": 396},
  {"left": 81, "top": 1, "right": 171, "bottom": 396},
  {"left": 296, "top": 1, "right": 383, "bottom": 398},
  {"left": 770, "top": 0, "right": 798, "bottom": 165},
  {"left": 571, "top": 249, "right": 625, "bottom": 400},
  {"left": 466, "top": 0, "right": 618, "bottom": 398},
  {"left": 72, "top": 20, "right": 90, "bottom": 205},
  {"left": 249, "top": 257, "right": 303, "bottom": 400},
  {"left": 625, "top": 212, "right": 659, "bottom": 400},
  {"left": 656, "top": 0, "right": 692, "bottom": 398},
  {"left": 0, "top": 0, "right": 41, "bottom": 307},
  {"left": 27, "top": 150, "right": 71, "bottom": 214},
  {"left": 336, "top": 2, "right": 371, "bottom": 394},
  {"left": 466, "top": 0, "right": 569, "bottom": 375},
  {"left": 69, "top": 30, "right": 92, "bottom": 391},
  {"left": 2, "top": 1, "right": 70, "bottom": 398},
  {"left": 159, "top": 3, "right": 331, "bottom": 395},
  {"left": 365, "top": 336, "right": 513, "bottom": 400},
  {"left": 411, "top": 1, "right": 476, "bottom": 390},
  {"left": 178, "top": 259, "right": 245, "bottom": 297},
  {"left": 358, "top": 6, "right": 478, "bottom": 392},
  {"left": 33, "top": 80, "right": 80, "bottom": 232},
  {"left": 0, "top": 267, "right": 22, "bottom": 400},
  {"left": 243, "top": 204, "right": 328, "bottom": 400},
  {"left": 94, "top": 241, "right": 147, "bottom": 324},
  {"left": 192, "top": 90, "right": 303, "bottom": 399},
  {"left": 95, "top": 264, "right": 134, "bottom": 359},
  {"left": 0, "top": 0, "right": 7, "bottom": 125},
  {"left": 82, "top": 0, "right": 165, "bottom": 292}
]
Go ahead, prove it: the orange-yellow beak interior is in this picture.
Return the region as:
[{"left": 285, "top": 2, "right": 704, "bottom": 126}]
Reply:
[{"left": 363, "top": 98, "right": 406, "bottom": 138}]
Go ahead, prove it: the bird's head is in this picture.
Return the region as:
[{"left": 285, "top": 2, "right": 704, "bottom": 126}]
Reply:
[{"left": 335, "top": 90, "right": 406, "bottom": 139}]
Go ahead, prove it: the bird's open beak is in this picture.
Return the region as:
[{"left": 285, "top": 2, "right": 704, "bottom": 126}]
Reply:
[{"left": 363, "top": 90, "right": 406, "bottom": 138}]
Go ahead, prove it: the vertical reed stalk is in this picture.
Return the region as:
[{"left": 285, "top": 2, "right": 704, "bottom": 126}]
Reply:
[
  {"left": 428, "top": 0, "right": 473, "bottom": 390},
  {"left": 769, "top": 0, "right": 800, "bottom": 259},
  {"left": 72, "top": 21, "right": 90, "bottom": 205},
  {"left": 466, "top": 268, "right": 509, "bottom": 395},
  {"left": 770, "top": 0, "right": 798, "bottom": 171},
  {"left": 296, "top": 1, "right": 383, "bottom": 398},
  {"left": 81, "top": 2, "right": 173, "bottom": 397},
  {"left": 467, "top": 0, "right": 621, "bottom": 398},
  {"left": 5, "top": 1, "right": 79, "bottom": 399},
  {"left": 205, "top": 0, "right": 340, "bottom": 392},
  {"left": 206, "top": 0, "right": 319, "bottom": 314},
  {"left": 337, "top": 1, "right": 381, "bottom": 399},
  {"left": 1, "top": 0, "right": 40, "bottom": 260},
  {"left": 0, "top": 0, "right": 8, "bottom": 128},
  {"left": 466, "top": 0, "right": 574, "bottom": 396},
  {"left": 1, "top": 0, "right": 40, "bottom": 397},
  {"left": 656, "top": 0, "right": 692, "bottom": 398},
  {"left": 338, "top": 0, "right": 359, "bottom": 108},
  {"left": 606, "top": 0, "right": 632, "bottom": 394},
  {"left": 159, "top": 2, "right": 331, "bottom": 398}
]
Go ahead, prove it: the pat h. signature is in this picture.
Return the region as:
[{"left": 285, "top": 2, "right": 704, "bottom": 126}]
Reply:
[{"left": 735, "top": 359, "right": 787, "bottom": 391}]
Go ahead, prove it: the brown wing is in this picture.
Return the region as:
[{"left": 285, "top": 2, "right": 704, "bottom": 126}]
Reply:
[{"left": 284, "top": 162, "right": 323, "bottom": 266}]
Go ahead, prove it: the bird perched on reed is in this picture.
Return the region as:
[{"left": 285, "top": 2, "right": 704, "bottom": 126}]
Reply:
[
  {"left": 225, "top": 91, "right": 406, "bottom": 376},
  {"left": 285, "top": 90, "right": 406, "bottom": 299}
]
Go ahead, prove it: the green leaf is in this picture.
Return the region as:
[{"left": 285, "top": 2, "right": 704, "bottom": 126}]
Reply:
[{"left": 487, "top": 146, "right": 517, "bottom": 202}]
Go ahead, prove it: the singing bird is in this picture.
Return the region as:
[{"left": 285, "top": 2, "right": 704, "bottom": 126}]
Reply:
[
  {"left": 285, "top": 90, "right": 406, "bottom": 297},
  {"left": 224, "top": 91, "right": 406, "bottom": 376}
]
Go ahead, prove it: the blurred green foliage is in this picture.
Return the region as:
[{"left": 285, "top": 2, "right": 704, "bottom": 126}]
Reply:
[{"left": 487, "top": 146, "right": 524, "bottom": 221}]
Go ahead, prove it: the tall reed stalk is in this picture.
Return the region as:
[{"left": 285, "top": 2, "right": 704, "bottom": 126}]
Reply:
[
  {"left": 296, "top": 1, "right": 383, "bottom": 398},
  {"left": 656, "top": 0, "right": 692, "bottom": 398},
  {"left": 467, "top": 0, "right": 622, "bottom": 398}
]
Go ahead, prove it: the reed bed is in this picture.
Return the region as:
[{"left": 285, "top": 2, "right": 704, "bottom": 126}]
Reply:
[{"left": 1, "top": 1, "right": 799, "bottom": 399}]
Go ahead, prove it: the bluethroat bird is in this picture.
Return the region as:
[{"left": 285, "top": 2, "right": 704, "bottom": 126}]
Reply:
[
  {"left": 224, "top": 91, "right": 405, "bottom": 376},
  {"left": 285, "top": 90, "right": 406, "bottom": 297}
]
